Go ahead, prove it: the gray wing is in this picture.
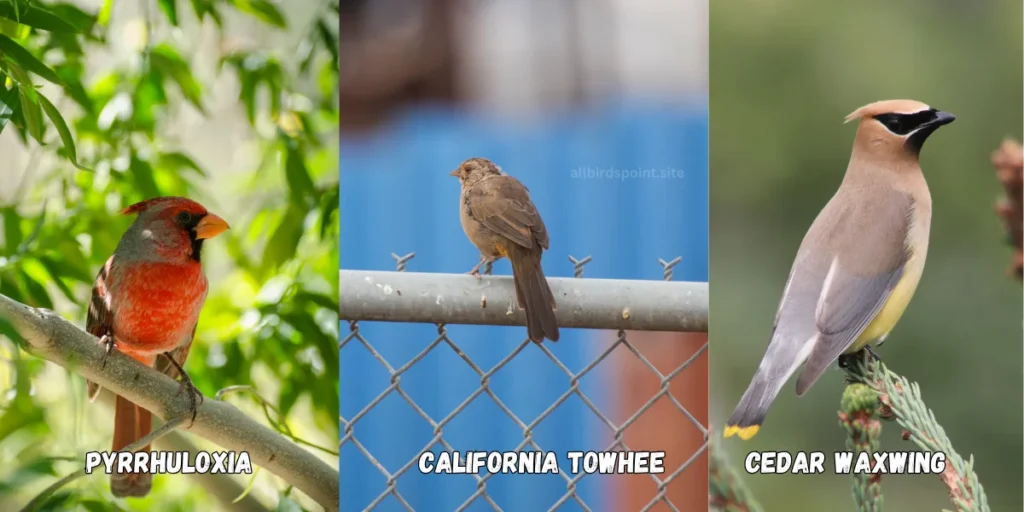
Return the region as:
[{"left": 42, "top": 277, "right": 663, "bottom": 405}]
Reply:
[{"left": 794, "top": 191, "right": 916, "bottom": 395}]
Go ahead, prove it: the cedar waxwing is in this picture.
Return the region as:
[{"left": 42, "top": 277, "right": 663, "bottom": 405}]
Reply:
[{"left": 723, "top": 99, "right": 956, "bottom": 441}]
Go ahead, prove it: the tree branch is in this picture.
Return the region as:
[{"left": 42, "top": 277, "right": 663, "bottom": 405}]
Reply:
[
  {"left": 839, "top": 382, "right": 883, "bottom": 511},
  {"left": 0, "top": 293, "right": 339, "bottom": 511},
  {"left": 844, "top": 356, "right": 989, "bottom": 512}
]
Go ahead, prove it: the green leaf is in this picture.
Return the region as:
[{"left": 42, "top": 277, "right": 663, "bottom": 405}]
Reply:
[
  {"left": 4, "top": 55, "right": 34, "bottom": 87},
  {"left": 189, "top": 0, "right": 217, "bottom": 24},
  {"left": 315, "top": 18, "right": 338, "bottom": 73},
  {"left": 318, "top": 184, "right": 338, "bottom": 239},
  {"left": 283, "top": 143, "right": 315, "bottom": 205},
  {"left": 17, "top": 86, "right": 43, "bottom": 142},
  {"left": 157, "top": 151, "right": 206, "bottom": 176},
  {"left": 55, "top": 64, "right": 94, "bottom": 114},
  {"left": 129, "top": 155, "right": 161, "bottom": 198},
  {"left": 81, "top": 500, "right": 123, "bottom": 512},
  {"left": 98, "top": 0, "right": 113, "bottom": 26},
  {"left": 35, "top": 256, "right": 76, "bottom": 302},
  {"left": 238, "top": 69, "right": 256, "bottom": 124},
  {"left": 277, "top": 378, "right": 300, "bottom": 417},
  {"left": 19, "top": 201, "right": 46, "bottom": 250},
  {"left": 9, "top": 107, "right": 29, "bottom": 144},
  {"left": 0, "top": 394, "right": 42, "bottom": 445},
  {"left": 260, "top": 58, "right": 283, "bottom": 118},
  {"left": 262, "top": 205, "right": 304, "bottom": 272},
  {"left": 0, "top": 272, "right": 22, "bottom": 300},
  {"left": 132, "top": 70, "right": 168, "bottom": 133},
  {"left": 19, "top": 269, "right": 53, "bottom": 309},
  {"left": 293, "top": 291, "right": 337, "bottom": 311},
  {"left": 158, "top": 0, "right": 179, "bottom": 26},
  {"left": 37, "top": 91, "right": 88, "bottom": 170},
  {"left": 0, "top": 84, "right": 15, "bottom": 135},
  {"left": 0, "top": 35, "right": 62, "bottom": 85},
  {"left": 1, "top": 207, "right": 22, "bottom": 252},
  {"left": 44, "top": 3, "right": 97, "bottom": 33},
  {"left": 41, "top": 248, "right": 93, "bottom": 283},
  {"left": 0, "top": 3, "right": 82, "bottom": 33},
  {"left": 230, "top": 0, "right": 287, "bottom": 28},
  {"left": 149, "top": 45, "right": 204, "bottom": 111}
]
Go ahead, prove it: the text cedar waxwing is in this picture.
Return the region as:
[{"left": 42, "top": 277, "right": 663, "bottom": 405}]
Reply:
[{"left": 723, "top": 99, "right": 956, "bottom": 441}]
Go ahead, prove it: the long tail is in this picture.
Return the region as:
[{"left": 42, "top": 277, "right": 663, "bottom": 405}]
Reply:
[
  {"left": 509, "top": 247, "right": 559, "bottom": 342},
  {"left": 111, "top": 395, "right": 153, "bottom": 497},
  {"left": 723, "top": 336, "right": 812, "bottom": 440},
  {"left": 722, "top": 370, "right": 789, "bottom": 440}
]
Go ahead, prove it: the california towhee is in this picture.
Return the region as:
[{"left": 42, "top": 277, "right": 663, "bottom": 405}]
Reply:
[{"left": 450, "top": 158, "right": 560, "bottom": 342}]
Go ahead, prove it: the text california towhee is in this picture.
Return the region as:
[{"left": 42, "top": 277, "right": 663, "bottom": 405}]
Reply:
[{"left": 450, "top": 158, "right": 560, "bottom": 342}]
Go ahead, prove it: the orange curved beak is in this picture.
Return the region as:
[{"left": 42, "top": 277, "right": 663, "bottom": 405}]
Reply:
[{"left": 194, "top": 213, "right": 230, "bottom": 240}]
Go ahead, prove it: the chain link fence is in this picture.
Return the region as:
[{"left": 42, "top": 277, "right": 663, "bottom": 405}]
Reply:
[{"left": 340, "top": 254, "right": 709, "bottom": 511}]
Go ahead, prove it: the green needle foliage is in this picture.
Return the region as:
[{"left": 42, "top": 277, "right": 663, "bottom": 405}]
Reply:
[
  {"left": 839, "top": 382, "right": 883, "bottom": 511},
  {"left": 0, "top": 0, "right": 339, "bottom": 510},
  {"left": 844, "top": 357, "right": 990, "bottom": 512},
  {"left": 711, "top": 355, "right": 993, "bottom": 512}
]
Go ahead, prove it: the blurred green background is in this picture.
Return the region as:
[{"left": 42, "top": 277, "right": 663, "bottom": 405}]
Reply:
[
  {"left": 710, "top": 0, "right": 1023, "bottom": 510},
  {"left": 0, "top": 0, "right": 338, "bottom": 510}
]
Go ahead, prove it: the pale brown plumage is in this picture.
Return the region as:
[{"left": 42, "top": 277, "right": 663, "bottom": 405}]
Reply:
[
  {"left": 451, "top": 158, "right": 559, "bottom": 342},
  {"left": 725, "top": 100, "right": 955, "bottom": 440}
]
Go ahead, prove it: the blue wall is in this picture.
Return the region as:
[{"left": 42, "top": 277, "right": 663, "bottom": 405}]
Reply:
[{"left": 340, "top": 101, "right": 708, "bottom": 511}]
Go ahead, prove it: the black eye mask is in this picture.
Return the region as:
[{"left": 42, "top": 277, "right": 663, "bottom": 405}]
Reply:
[
  {"left": 872, "top": 109, "right": 939, "bottom": 136},
  {"left": 872, "top": 108, "right": 955, "bottom": 154}
]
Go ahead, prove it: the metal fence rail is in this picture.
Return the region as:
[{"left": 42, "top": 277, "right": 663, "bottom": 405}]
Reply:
[
  {"left": 339, "top": 271, "right": 707, "bottom": 332},
  {"left": 340, "top": 255, "right": 709, "bottom": 512}
]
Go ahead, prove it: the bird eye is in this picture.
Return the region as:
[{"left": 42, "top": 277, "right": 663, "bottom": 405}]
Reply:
[
  {"left": 176, "top": 211, "right": 192, "bottom": 224},
  {"left": 874, "top": 113, "right": 911, "bottom": 136}
]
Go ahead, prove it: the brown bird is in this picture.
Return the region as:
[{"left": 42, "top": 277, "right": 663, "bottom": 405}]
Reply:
[{"left": 450, "top": 158, "right": 560, "bottom": 342}]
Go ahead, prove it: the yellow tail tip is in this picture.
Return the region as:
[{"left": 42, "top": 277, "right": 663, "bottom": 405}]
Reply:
[{"left": 723, "top": 425, "right": 760, "bottom": 440}]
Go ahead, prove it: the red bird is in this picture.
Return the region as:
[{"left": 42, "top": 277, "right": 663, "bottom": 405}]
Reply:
[{"left": 85, "top": 197, "right": 229, "bottom": 497}]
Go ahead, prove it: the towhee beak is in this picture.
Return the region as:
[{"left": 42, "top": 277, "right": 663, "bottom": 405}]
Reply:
[{"left": 194, "top": 213, "right": 230, "bottom": 239}]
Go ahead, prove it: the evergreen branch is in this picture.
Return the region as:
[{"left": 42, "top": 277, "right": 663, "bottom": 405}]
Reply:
[
  {"left": 839, "top": 382, "right": 883, "bottom": 511},
  {"left": 709, "top": 431, "right": 764, "bottom": 512},
  {"left": 844, "top": 355, "right": 989, "bottom": 512}
]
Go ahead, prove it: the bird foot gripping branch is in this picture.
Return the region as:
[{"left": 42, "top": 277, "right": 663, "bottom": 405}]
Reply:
[
  {"left": 99, "top": 333, "right": 116, "bottom": 369},
  {"left": 161, "top": 350, "right": 204, "bottom": 426}
]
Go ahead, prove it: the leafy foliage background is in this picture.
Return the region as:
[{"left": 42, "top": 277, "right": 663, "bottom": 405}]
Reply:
[{"left": 0, "top": 0, "right": 339, "bottom": 510}]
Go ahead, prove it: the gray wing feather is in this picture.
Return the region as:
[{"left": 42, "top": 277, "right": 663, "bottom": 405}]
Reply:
[
  {"left": 795, "top": 265, "right": 905, "bottom": 395},
  {"left": 794, "top": 192, "right": 915, "bottom": 396}
]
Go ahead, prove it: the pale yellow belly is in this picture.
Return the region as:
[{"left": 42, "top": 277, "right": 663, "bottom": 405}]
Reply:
[{"left": 847, "top": 250, "right": 925, "bottom": 352}]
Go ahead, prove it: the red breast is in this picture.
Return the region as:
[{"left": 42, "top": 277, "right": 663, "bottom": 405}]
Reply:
[
  {"left": 100, "top": 197, "right": 229, "bottom": 365},
  {"left": 106, "top": 260, "right": 208, "bottom": 364}
]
